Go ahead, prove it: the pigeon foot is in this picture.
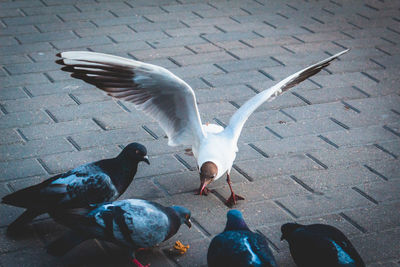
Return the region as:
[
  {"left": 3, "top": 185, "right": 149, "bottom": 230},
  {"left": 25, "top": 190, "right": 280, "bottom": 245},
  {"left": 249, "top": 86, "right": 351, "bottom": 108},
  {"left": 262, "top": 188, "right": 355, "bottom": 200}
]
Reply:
[
  {"left": 226, "top": 193, "right": 245, "bottom": 207},
  {"left": 132, "top": 258, "right": 150, "bottom": 267}
]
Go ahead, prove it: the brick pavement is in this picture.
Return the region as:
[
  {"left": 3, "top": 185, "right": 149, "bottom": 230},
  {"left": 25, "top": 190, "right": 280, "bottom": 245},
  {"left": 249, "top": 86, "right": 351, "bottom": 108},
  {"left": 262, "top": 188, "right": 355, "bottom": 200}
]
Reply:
[{"left": 0, "top": 0, "right": 399, "bottom": 266}]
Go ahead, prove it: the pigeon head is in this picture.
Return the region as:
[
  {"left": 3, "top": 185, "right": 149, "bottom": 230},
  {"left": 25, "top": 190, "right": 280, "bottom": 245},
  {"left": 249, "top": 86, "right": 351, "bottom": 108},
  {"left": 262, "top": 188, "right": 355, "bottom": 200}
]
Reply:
[
  {"left": 119, "top": 143, "right": 150, "bottom": 165},
  {"left": 171, "top": 206, "right": 192, "bottom": 228},
  {"left": 199, "top": 161, "right": 218, "bottom": 195},
  {"left": 224, "top": 209, "right": 250, "bottom": 231},
  {"left": 280, "top": 223, "right": 303, "bottom": 241}
]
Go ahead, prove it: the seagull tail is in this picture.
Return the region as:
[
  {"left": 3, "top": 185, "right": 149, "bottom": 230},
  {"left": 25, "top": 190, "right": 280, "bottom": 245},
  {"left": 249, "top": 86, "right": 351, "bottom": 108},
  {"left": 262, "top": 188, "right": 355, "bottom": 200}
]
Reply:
[{"left": 47, "top": 231, "right": 90, "bottom": 257}]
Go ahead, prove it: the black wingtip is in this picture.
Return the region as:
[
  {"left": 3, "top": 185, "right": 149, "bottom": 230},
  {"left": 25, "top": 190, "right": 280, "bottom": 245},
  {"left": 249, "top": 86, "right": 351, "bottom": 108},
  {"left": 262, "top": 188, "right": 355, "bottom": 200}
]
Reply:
[
  {"left": 56, "top": 52, "right": 62, "bottom": 58},
  {"left": 55, "top": 59, "right": 66, "bottom": 65}
]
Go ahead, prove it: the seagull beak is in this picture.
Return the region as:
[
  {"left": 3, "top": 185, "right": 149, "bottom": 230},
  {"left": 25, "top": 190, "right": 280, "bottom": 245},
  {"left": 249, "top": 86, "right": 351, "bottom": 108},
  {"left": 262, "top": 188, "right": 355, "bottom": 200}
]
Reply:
[
  {"left": 185, "top": 218, "right": 192, "bottom": 228},
  {"left": 142, "top": 155, "right": 150, "bottom": 165},
  {"left": 199, "top": 179, "right": 211, "bottom": 195}
]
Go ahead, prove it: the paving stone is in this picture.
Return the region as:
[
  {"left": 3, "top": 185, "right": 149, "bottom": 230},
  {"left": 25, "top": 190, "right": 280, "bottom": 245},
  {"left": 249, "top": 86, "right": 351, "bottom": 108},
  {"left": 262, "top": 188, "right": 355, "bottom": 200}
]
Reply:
[
  {"left": 294, "top": 86, "right": 367, "bottom": 104},
  {"left": 322, "top": 126, "right": 399, "bottom": 147},
  {"left": 120, "top": 177, "right": 166, "bottom": 200},
  {"left": 154, "top": 168, "right": 247, "bottom": 196},
  {"left": 235, "top": 154, "right": 324, "bottom": 181},
  {"left": 282, "top": 101, "right": 354, "bottom": 121},
  {"left": 48, "top": 100, "right": 122, "bottom": 122},
  {"left": 51, "top": 35, "right": 113, "bottom": 50},
  {"left": 266, "top": 117, "right": 345, "bottom": 138},
  {"left": 71, "top": 128, "right": 155, "bottom": 150},
  {"left": 342, "top": 201, "right": 400, "bottom": 233},
  {"left": 309, "top": 145, "right": 394, "bottom": 168},
  {"left": 0, "top": 129, "right": 23, "bottom": 145},
  {"left": 0, "top": 72, "right": 49, "bottom": 87},
  {"left": 0, "top": 247, "right": 62, "bottom": 267},
  {"left": 19, "top": 119, "right": 100, "bottom": 141},
  {"left": 357, "top": 180, "right": 400, "bottom": 203},
  {"left": 0, "top": 87, "right": 28, "bottom": 101},
  {"left": 277, "top": 187, "right": 375, "bottom": 218},
  {"left": 40, "top": 145, "right": 120, "bottom": 174},
  {"left": 2, "top": 94, "right": 76, "bottom": 113},
  {"left": 171, "top": 51, "right": 237, "bottom": 66},
  {"left": 1, "top": 0, "right": 399, "bottom": 266},
  {"left": 35, "top": 21, "right": 95, "bottom": 32},
  {"left": 293, "top": 164, "right": 384, "bottom": 191},
  {"left": 16, "top": 31, "right": 77, "bottom": 45},
  {"left": 134, "top": 154, "right": 186, "bottom": 179},
  {"left": 350, "top": 228, "right": 400, "bottom": 264},
  {"left": 131, "top": 47, "right": 193, "bottom": 61},
  {"left": 0, "top": 158, "right": 46, "bottom": 181}
]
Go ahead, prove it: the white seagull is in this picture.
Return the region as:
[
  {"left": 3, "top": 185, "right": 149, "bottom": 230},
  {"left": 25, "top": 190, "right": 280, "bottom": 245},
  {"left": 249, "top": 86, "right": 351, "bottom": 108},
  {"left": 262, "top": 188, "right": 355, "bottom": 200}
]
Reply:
[{"left": 56, "top": 49, "right": 349, "bottom": 206}]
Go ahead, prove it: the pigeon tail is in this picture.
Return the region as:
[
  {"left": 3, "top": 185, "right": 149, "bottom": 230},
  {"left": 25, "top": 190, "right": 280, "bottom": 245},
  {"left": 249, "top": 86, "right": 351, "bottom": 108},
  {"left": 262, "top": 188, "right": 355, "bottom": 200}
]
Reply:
[
  {"left": 47, "top": 231, "right": 89, "bottom": 257},
  {"left": 7, "top": 209, "right": 44, "bottom": 233}
]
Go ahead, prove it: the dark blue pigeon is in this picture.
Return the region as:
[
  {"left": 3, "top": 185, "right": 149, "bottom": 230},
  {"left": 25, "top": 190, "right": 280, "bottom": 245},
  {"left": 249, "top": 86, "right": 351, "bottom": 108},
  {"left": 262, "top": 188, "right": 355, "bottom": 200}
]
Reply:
[
  {"left": 2, "top": 143, "right": 149, "bottom": 232},
  {"left": 207, "top": 210, "right": 278, "bottom": 267},
  {"left": 281, "top": 223, "right": 365, "bottom": 267},
  {"left": 47, "top": 199, "right": 191, "bottom": 267}
]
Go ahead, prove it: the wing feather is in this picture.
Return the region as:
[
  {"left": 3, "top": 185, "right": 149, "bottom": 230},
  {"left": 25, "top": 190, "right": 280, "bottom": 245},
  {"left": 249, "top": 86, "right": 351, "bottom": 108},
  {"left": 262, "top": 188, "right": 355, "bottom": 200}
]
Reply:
[
  {"left": 57, "top": 51, "right": 205, "bottom": 146},
  {"left": 224, "top": 49, "right": 349, "bottom": 142}
]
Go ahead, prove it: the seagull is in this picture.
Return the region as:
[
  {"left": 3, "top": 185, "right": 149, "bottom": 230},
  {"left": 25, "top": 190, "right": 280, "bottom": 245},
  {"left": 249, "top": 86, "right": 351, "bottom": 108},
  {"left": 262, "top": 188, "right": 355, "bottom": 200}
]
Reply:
[
  {"left": 56, "top": 49, "right": 349, "bottom": 206},
  {"left": 2, "top": 143, "right": 149, "bottom": 233},
  {"left": 208, "top": 210, "right": 277, "bottom": 267},
  {"left": 281, "top": 223, "right": 365, "bottom": 267},
  {"left": 47, "top": 199, "right": 191, "bottom": 267}
]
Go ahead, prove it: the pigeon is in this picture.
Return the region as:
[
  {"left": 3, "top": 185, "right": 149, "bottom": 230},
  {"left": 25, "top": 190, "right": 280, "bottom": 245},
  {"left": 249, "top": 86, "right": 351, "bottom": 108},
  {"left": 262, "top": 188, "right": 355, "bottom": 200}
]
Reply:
[
  {"left": 281, "top": 223, "right": 365, "bottom": 267},
  {"left": 207, "top": 210, "right": 277, "bottom": 267},
  {"left": 47, "top": 199, "right": 191, "bottom": 267},
  {"left": 56, "top": 49, "right": 349, "bottom": 206},
  {"left": 2, "top": 142, "right": 149, "bottom": 232}
]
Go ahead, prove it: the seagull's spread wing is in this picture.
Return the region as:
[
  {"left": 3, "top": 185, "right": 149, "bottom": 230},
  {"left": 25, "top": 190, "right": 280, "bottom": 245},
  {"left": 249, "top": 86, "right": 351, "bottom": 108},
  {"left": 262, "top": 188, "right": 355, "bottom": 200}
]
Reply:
[
  {"left": 57, "top": 51, "right": 205, "bottom": 147},
  {"left": 223, "top": 49, "right": 349, "bottom": 142}
]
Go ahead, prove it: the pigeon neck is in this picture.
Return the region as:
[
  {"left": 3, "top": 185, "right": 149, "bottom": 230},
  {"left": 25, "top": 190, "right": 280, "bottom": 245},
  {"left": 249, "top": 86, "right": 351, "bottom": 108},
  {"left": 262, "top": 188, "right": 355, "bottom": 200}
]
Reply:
[
  {"left": 224, "top": 217, "right": 250, "bottom": 232},
  {"left": 100, "top": 156, "right": 138, "bottom": 192},
  {"left": 164, "top": 208, "right": 182, "bottom": 241}
]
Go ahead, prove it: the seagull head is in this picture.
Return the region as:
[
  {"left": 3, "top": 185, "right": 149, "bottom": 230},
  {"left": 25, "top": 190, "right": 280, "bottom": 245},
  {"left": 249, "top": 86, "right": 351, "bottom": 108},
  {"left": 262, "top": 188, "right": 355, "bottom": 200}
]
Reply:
[
  {"left": 171, "top": 206, "right": 192, "bottom": 228},
  {"left": 120, "top": 142, "right": 150, "bottom": 165},
  {"left": 198, "top": 161, "right": 218, "bottom": 195},
  {"left": 280, "top": 223, "right": 303, "bottom": 241}
]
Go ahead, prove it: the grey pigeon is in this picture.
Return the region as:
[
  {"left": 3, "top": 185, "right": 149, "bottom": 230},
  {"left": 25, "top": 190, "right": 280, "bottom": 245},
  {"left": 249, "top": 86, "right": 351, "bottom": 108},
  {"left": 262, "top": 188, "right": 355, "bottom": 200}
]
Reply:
[
  {"left": 47, "top": 199, "right": 191, "bottom": 267},
  {"left": 281, "top": 223, "right": 365, "bottom": 267},
  {"left": 208, "top": 210, "right": 277, "bottom": 267},
  {"left": 2, "top": 143, "right": 149, "bottom": 232}
]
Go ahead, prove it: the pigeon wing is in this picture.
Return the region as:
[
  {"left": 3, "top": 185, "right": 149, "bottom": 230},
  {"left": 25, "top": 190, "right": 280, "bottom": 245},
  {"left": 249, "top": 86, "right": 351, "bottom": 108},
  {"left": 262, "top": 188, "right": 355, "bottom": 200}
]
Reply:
[
  {"left": 223, "top": 49, "right": 349, "bottom": 143},
  {"left": 57, "top": 51, "right": 205, "bottom": 147}
]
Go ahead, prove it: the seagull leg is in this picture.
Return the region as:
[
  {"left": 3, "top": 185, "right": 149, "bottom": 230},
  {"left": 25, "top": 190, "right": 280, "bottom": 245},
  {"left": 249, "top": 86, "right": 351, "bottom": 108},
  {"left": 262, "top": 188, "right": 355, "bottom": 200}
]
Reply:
[{"left": 225, "top": 173, "right": 244, "bottom": 206}]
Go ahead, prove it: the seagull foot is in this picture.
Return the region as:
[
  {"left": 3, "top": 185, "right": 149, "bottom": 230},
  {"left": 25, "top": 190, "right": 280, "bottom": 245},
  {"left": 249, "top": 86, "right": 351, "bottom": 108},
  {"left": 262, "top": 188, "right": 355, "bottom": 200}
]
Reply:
[
  {"left": 195, "top": 187, "right": 210, "bottom": 196},
  {"left": 226, "top": 193, "right": 245, "bottom": 207},
  {"left": 132, "top": 258, "right": 150, "bottom": 267}
]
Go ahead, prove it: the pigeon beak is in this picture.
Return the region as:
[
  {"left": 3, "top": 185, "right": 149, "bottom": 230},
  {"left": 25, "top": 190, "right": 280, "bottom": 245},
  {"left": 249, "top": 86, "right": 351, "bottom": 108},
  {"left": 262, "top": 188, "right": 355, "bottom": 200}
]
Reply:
[
  {"left": 185, "top": 218, "right": 192, "bottom": 228},
  {"left": 142, "top": 155, "right": 150, "bottom": 165}
]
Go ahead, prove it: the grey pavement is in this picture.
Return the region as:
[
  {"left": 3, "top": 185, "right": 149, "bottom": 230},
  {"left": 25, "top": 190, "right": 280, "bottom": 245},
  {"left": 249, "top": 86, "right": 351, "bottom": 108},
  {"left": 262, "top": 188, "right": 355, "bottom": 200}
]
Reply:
[{"left": 1, "top": 0, "right": 399, "bottom": 266}]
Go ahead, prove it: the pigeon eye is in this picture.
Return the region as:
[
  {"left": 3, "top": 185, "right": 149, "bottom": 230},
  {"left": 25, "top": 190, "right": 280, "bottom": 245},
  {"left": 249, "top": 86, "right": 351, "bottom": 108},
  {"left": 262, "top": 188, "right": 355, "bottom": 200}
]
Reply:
[{"left": 135, "top": 150, "right": 140, "bottom": 154}]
